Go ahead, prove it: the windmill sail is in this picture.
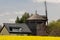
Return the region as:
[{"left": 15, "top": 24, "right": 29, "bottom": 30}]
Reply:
[{"left": 44, "top": 0, "right": 48, "bottom": 25}]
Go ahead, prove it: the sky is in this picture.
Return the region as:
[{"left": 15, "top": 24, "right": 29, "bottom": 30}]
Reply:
[{"left": 0, "top": 0, "right": 60, "bottom": 25}]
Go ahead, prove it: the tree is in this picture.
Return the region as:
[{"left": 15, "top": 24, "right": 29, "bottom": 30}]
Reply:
[
  {"left": 57, "top": 19, "right": 60, "bottom": 22},
  {"left": 47, "top": 20, "right": 60, "bottom": 36},
  {"left": 15, "top": 16, "right": 20, "bottom": 23},
  {"left": 20, "top": 12, "right": 30, "bottom": 23},
  {"left": 47, "top": 21, "right": 56, "bottom": 34},
  {"left": 15, "top": 12, "right": 30, "bottom": 23}
]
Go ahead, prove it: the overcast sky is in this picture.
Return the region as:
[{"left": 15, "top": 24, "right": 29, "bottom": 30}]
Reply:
[{"left": 0, "top": 0, "right": 60, "bottom": 25}]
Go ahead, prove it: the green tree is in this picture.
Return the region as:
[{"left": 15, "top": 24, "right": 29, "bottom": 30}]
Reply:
[
  {"left": 20, "top": 12, "right": 30, "bottom": 23},
  {"left": 57, "top": 19, "right": 60, "bottom": 22},
  {"left": 20, "top": 12, "right": 29, "bottom": 23},
  {"left": 15, "top": 12, "right": 30, "bottom": 23},
  {"left": 15, "top": 16, "right": 20, "bottom": 23},
  {"left": 47, "top": 20, "right": 60, "bottom": 36},
  {"left": 47, "top": 21, "right": 56, "bottom": 34}
]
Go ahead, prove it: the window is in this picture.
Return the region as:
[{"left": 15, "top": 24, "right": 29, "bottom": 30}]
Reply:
[
  {"left": 10, "top": 27, "right": 12, "bottom": 31},
  {"left": 11, "top": 27, "right": 23, "bottom": 32},
  {"left": 12, "top": 28, "right": 19, "bottom": 32},
  {"left": 19, "top": 28, "right": 23, "bottom": 32}
]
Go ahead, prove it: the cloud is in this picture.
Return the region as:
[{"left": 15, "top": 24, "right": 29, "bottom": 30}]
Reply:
[
  {"left": 32, "top": 0, "right": 44, "bottom": 3},
  {"left": 9, "top": 18, "right": 15, "bottom": 23},
  {"left": 0, "top": 12, "right": 10, "bottom": 16},
  {"left": 0, "top": 11, "right": 25, "bottom": 17},
  {"left": 14, "top": 11, "right": 25, "bottom": 15},
  {"left": 32, "top": 0, "right": 60, "bottom": 3},
  {"left": 47, "top": 0, "right": 60, "bottom": 3},
  {"left": 0, "top": 11, "right": 25, "bottom": 25}
]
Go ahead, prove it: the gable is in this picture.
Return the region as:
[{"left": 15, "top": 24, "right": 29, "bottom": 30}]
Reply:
[{"left": 0, "top": 27, "right": 9, "bottom": 35}]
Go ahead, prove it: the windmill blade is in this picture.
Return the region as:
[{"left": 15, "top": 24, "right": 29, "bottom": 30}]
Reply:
[{"left": 44, "top": 0, "right": 48, "bottom": 25}]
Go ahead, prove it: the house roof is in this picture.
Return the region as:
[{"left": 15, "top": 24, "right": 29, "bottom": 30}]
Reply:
[
  {"left": 0, "top": 25, "right": 2, "bottom": 32},
  {"left": 27, "top": 13, "right": 47, "bottom": 20},
  {"left": 3, "top": 23, "right": 32, "bottom": 34}
]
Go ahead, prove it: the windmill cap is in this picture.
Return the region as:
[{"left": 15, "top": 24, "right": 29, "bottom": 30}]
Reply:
[{"left": 27, "top": 13, "right": 47, "bottom": 20}]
